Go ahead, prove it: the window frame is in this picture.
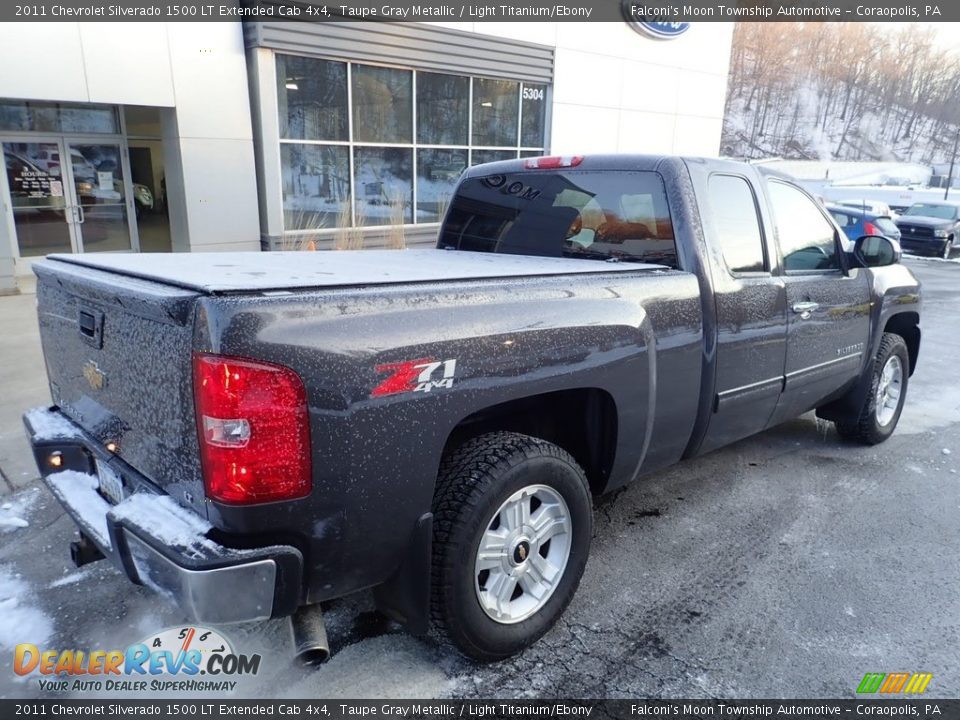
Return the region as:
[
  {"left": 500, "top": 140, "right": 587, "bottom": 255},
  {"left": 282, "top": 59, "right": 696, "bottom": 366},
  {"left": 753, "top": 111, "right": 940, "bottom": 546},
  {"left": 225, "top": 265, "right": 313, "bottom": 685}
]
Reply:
[
  {"left": 766, "top": 178, "right": 847, "bottom": 276},
  {"left": 274, "top": 52, "right": 550, "bottom": 235},
  {"left": 708, "top": 172, "right": 771, "bottom": 277}
]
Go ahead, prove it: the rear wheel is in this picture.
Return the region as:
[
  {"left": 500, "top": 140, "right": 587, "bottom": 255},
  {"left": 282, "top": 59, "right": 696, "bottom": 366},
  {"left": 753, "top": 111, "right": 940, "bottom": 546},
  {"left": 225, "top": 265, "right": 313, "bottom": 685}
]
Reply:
[
  {"left": 835, "top": 333, "right": 909, "bottom": 445},
  {"left": 431, "top": 432, "right": 592, "bottom": 661}
]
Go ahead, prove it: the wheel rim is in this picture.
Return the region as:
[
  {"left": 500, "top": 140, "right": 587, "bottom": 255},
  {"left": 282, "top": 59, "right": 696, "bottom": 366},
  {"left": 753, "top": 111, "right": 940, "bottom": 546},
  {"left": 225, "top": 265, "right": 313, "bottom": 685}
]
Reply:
[
  {"left": 474, "top": 484, "right": 572, "bottom": 624},
  {"left": 874, "top": 354, "right": 903, "bottom": 427}
]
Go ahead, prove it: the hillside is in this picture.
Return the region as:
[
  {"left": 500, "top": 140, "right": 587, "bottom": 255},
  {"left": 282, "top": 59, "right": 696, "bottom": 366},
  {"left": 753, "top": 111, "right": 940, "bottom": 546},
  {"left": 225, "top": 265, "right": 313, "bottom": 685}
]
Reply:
[{"left": 721, "top": 23, "right": 960, "bottom": 165}]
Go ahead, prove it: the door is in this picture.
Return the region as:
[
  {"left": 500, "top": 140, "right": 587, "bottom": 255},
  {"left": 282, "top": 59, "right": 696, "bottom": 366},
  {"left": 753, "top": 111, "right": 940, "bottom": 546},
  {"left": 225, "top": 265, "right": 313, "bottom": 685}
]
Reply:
[
  {"left": 765, "top": 180, "right": 871, "bottom": 424},
  {"left": 65, "top": 141, "right": 136, "bottom": 253},
  {"left": 3, "top": 140, "right": 77, "bottom": 258},
  {"left": 699, "top": 173, "right": 788, "bottom": 454}
]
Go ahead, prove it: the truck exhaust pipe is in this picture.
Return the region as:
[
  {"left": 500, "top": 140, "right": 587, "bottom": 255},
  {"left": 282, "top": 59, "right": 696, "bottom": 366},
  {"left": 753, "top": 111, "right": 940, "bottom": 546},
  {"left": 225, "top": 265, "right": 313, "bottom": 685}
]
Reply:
[{"left": 290, "top": 605, "right": 330, "bottom": 665}]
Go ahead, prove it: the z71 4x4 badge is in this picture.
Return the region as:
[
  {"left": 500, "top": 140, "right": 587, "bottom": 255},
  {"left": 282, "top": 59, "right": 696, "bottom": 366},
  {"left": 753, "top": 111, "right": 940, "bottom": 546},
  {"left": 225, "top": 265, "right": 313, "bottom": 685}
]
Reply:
[{"left": 371, "top": 358, "right": 458, "bottom": 397}]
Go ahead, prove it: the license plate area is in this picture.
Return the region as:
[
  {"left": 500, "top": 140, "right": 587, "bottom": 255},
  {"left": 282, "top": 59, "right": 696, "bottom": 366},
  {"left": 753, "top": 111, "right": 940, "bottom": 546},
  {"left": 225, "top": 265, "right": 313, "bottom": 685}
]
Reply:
[{"left": 96, "top": 460, "right": 125, "bottom": 505}]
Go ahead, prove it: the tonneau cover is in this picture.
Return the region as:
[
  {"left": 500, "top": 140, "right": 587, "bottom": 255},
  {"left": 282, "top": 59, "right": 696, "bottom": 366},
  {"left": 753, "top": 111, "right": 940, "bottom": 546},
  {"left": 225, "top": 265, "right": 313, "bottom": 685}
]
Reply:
[{"left": 44, "top": 249, "right": 660, "bottom": 294}]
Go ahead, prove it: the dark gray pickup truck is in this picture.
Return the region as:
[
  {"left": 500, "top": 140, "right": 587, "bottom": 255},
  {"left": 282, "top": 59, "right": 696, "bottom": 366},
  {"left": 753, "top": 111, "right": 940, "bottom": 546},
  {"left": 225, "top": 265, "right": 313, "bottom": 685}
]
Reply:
[{"left": 24, "top": 155, "right": 920, "bottom": 662}]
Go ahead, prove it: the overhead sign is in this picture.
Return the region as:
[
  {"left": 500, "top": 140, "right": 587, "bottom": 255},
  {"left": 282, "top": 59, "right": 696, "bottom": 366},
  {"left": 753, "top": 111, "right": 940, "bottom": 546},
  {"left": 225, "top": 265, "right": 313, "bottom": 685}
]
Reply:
[{"left": 621, "top": 3, "right": 691, "bottom": 39}]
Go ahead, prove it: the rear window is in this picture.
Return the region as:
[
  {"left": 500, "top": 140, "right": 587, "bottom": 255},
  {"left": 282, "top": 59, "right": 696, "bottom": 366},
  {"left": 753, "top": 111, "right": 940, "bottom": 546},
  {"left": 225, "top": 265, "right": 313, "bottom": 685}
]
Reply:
[
  {"left": 439, "top": 170, "right": 677, "bottom": 268},
  {"left": 874, "top": 217, "right": 899, "bottom": 235}
]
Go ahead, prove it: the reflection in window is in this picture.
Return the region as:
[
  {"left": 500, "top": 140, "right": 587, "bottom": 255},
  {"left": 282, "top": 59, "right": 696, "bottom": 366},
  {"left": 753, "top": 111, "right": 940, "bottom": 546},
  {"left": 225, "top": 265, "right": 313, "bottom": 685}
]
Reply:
[
  {"left": 417, "top": 148, "right": 467, "bottom": 223},
  {"left": 281, "top": 144, "right": 350, "bottom": 230},
  {"left": 521, "top": 84, "right": 547, "bottom": 147},
  {"left": 60, "top": 106, "right": 117, "bottom": 134},
  {"left": 354, "top": 147, "right": 412, "bottom": 226},
  {"left": 472, "top": 78, "right": 519, "bottom": 147},
  {"left": 417, "top": 72, "right": 469, "bottom": 145},
  {"left": 709, "top": 175, "right": 766, "bottom": 273},
  {"left": 273, "top": 54, "right": 549, "bottom": 235},
  {"left": 440, "top": 170, "right": 678, "bottom": 267},
  {"left": 0, "top": 100, "right": 116, "bottom": 134},
  {"left": 276, "top": 55, "right": 348, "bottom": 141},
  {"left": 352, "top": 65, "right": 412, "bottom": 144},
  {"left": 767, "top": 181, "right": 839, "bottom": 272},
  {"left": 472, "top": 149, "right": 517, "bottom": 166}
]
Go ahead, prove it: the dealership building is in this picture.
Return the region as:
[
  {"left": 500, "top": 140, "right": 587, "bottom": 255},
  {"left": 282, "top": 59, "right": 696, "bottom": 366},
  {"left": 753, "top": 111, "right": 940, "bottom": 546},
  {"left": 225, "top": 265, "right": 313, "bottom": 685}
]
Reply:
[{"left": 0, "top": 18, "right": 733, "bottom": 293}]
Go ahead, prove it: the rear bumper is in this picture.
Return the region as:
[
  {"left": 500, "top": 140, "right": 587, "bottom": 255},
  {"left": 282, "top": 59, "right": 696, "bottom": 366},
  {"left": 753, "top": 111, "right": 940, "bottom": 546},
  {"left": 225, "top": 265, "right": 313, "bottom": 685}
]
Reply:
[{"left": 23, "top": 406, "right": 303, "bottom": 624}]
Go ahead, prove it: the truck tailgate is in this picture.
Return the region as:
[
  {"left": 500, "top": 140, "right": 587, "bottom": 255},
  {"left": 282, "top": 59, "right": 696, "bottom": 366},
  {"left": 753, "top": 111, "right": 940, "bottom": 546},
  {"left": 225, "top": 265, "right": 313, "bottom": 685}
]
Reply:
[{"left": 33, "top": 258, "right": 207, "bottom": 515}]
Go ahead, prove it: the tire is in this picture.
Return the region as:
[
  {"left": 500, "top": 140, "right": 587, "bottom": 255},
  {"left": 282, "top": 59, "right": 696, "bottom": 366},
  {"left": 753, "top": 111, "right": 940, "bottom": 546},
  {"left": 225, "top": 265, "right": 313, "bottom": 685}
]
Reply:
[
  {"left": 431, "top": 431, "right": 592, "bottom": 662},
  {"left": 835, "top": 333, "right": 909, "bottom": 445},
  {"left": 942, "top": 239, "right": 953, "bottom": 260}
]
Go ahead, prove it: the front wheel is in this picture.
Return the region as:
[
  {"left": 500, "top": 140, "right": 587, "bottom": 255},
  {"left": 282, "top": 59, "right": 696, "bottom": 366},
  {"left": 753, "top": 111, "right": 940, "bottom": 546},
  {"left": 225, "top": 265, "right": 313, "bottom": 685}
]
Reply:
[
  {"left": 431, "top": 432, "right": 593, "bottom": 662},
  {"left": 835, "top": 333, "right": 909, "bottom": 445},
  {"left": 942, "top": 239, "right": 954, "bottom": 260}
]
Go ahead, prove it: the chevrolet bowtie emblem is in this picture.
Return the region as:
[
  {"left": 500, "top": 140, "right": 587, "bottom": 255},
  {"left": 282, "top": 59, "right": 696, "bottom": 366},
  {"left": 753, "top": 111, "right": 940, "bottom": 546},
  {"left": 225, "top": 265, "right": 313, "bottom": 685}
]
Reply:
[{"left": 83, "top": 361, "right": 106, "bottom": 391}]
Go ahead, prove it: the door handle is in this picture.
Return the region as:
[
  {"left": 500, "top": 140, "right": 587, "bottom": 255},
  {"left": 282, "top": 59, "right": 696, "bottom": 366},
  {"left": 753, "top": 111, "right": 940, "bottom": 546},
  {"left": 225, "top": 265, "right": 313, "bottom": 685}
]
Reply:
[
  {"left": 791, "top": 301, "right": 819, "bottom": 319},
  {"left": 76, "top": 205, "right": 85, "bottom": 224}
]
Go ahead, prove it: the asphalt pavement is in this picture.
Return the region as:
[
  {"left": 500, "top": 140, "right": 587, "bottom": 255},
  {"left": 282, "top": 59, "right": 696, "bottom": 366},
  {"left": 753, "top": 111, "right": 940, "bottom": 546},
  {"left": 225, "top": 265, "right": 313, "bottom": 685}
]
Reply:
[{"left": 0, "top": 257, "right": 957, "bottom": 700}]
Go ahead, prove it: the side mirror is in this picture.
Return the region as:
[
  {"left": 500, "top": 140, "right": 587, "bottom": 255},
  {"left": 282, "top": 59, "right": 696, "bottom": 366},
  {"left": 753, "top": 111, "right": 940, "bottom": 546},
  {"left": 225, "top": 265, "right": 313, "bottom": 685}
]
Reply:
[{"left": 853, "top": 234, "right": 901, "bottom": 268}]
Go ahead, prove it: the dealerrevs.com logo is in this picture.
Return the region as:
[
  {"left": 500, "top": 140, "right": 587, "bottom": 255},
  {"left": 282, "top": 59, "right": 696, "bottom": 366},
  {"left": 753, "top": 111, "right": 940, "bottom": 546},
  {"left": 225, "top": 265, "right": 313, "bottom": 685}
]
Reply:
[{"left": 14, "top": 626, "right": 260, "bottom": 693}]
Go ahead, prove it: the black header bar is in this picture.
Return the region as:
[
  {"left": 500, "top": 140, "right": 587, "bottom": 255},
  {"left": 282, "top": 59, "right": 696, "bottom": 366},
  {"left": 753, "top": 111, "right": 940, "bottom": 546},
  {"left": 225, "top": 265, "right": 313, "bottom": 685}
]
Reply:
[{"left": 3, "top": 0, "right": 958, "bottom": 22}]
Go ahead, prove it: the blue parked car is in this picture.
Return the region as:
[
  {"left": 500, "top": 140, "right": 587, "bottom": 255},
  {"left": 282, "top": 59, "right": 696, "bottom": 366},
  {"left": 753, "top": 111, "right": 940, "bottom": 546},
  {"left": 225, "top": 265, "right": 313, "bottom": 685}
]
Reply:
[{"left": 827, "top": 204, "right": 901, "bottom": 244}]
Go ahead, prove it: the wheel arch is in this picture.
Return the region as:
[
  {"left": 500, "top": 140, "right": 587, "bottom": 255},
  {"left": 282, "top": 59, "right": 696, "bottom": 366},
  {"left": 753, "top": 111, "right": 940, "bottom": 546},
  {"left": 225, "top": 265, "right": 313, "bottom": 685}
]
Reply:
[
  {"left": 883, "top": 311, "right": 920, "bottom": 376},
  {"left": 441, "top": 388, "right": 619, "bottom": 496}
]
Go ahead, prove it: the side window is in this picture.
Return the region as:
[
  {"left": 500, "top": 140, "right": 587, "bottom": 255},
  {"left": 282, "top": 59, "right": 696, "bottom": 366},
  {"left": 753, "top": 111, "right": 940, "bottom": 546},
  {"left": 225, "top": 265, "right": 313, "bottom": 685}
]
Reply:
[
  {"left": 829, "top": 210, "right": 851, "bottom": 228},
  {"left": 767, "top": 181, "right": 840, "bottom": 272},
  {"left": 708, "top": 174, "right": 766, "bottom": 273}
]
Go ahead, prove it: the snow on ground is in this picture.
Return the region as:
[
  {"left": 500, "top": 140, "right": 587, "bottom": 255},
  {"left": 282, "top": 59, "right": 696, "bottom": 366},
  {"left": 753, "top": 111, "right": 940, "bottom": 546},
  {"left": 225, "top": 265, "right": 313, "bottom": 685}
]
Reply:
[
  {"left": 0, "top": 566, "right": 54, "bottom": 651},
  {"left": 0, "top": 487, "right": 42, "bottom": 533}
]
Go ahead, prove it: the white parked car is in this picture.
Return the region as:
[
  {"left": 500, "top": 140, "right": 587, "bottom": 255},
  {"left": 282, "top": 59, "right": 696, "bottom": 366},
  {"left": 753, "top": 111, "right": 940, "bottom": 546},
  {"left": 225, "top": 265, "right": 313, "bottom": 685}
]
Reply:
[{"left": 836, "top": 199, "right": 898, "bottom": 220}]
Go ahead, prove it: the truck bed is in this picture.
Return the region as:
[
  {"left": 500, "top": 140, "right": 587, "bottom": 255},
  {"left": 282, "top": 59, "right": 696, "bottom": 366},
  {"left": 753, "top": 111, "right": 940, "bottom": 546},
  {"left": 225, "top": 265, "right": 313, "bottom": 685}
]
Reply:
[{"left": 47, "top": 249, "right": 663, "bottom": 294}]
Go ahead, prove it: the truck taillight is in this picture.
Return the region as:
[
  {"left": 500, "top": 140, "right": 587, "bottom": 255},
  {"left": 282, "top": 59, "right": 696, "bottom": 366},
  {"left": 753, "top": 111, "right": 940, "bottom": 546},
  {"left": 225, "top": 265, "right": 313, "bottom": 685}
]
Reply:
[
  {"left": 523, "top": 155, "right": 584, "bottom": 169},
  {"left": 193, "top": 353, "right": 311, "bottom": 505}
]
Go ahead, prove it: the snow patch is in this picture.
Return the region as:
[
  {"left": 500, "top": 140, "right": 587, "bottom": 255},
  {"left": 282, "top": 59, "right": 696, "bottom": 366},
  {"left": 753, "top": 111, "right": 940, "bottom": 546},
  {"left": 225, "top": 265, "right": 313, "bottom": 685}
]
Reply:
[
  {"left": 49, "top": 570, "right": 92, "bottom": 589},
  {"left": 46, "top": 470, "right": 111, "bottom": 548},
  {"left": 24, "top": 406, "right": 80, "bottom": 441},
  {"left": 109, "top": 492, "right": 216, "bottom": 559},
  {"left": 0, "top": 567, "right": 54, "bottom": 651},
  {"left": 0, "top": 487, "right": 42, "bottom": 534}
]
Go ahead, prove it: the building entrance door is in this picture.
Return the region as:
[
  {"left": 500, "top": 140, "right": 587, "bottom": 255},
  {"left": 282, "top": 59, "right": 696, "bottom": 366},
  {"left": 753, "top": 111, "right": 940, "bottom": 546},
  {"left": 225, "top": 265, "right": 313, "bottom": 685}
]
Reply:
[
  {"left": 3, "top": 139, "right": 76, "bottom": 258},
  {"left": 3, "top": 137, "right": 138, "bottom": 260}
]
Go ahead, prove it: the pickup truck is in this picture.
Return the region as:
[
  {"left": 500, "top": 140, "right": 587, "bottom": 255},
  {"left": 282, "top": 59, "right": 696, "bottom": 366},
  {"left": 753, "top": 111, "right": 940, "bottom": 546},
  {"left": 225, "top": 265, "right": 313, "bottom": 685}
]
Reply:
[
  {"left": 894, "top": 201, "right": 960, "bottom": 259},
  {"left": 24, "top": 155, "right": 921, "bottom": 663}
]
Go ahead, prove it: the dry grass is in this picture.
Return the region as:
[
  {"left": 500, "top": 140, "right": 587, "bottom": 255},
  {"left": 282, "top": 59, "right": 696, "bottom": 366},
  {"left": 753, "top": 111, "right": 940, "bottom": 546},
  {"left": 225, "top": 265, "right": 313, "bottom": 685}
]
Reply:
[{"left": 386, "top": 193, "right": 407, "bottom": 250}]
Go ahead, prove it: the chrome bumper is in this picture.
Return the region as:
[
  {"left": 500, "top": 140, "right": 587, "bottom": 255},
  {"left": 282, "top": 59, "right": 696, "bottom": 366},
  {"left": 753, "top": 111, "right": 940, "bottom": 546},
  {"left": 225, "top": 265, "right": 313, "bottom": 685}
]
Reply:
[{"left": 25, "top": 406, "right": 302, "bottom": 624}]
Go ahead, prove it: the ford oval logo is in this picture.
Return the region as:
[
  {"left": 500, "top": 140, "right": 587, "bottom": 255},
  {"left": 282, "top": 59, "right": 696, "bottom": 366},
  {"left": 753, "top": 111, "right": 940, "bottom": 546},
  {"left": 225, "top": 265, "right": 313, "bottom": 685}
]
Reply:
[{"left": 621, "top": 4, "right": 691, "bottom": 39}]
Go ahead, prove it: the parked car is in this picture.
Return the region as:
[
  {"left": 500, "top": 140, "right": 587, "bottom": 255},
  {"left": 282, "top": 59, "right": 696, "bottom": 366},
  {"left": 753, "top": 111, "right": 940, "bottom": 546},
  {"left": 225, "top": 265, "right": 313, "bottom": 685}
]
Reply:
[
  {"left": 894, "top": 201, "right": 960, "bottom": 259},
  {"left": 827, "top": 204, "right": 901, "bottom": 244},
  {"left": 24, "top": 155, "right": 921, "bottom": 663},
  {"left": 836, "top": 199, "right": 898, "bottom": 220}
]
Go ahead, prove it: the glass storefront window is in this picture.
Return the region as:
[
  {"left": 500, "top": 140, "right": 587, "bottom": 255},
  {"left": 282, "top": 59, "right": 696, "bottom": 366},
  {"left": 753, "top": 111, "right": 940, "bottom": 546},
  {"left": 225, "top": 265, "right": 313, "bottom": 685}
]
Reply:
[
  {"left": 472, "top": 149, "right": 517, "bottom": 166},
  {"left": 354, "top": 147, "right": 413, "bottom": 226},
  {"left": 416, "top": 148, "right": 467, "bottom": 223},
  {"left": 417, "top": 72, "right": 469, "bottom": 146},
  {"left": 352, "top": 65, "right": 412, "bottom": 144},
  {"left": 472, "top": 78, "right": 519, "bottom": 148},
  {"left": 281, "top": 144, "right": 351, "bottom": 230},
  {"left": 0, "top": 100, "right": 117, "bottom": 134},
  {"left": 274, "top": 54, "right": 548, "bottom": 233},
  {"left": 276, "top": 55, "right": 348, "bottom": 141}
]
